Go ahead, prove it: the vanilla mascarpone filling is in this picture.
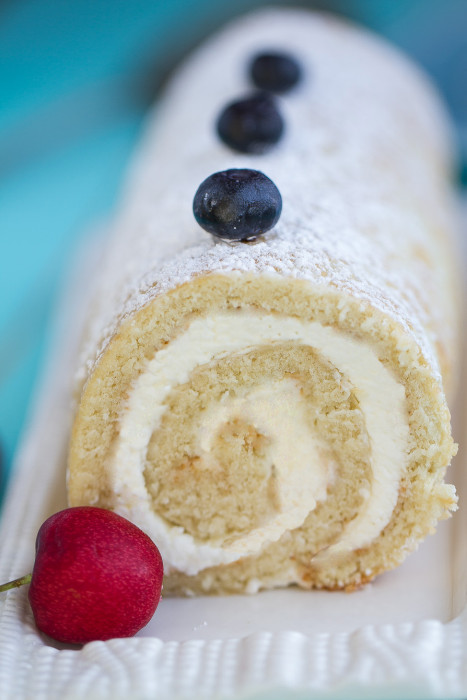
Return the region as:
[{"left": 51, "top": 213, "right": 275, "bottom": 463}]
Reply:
[{"left": 111, "top": 312, "right": 409, "bottom": 575}]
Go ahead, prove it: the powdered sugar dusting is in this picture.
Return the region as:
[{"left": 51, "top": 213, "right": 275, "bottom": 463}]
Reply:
[{"left": 76, "top": 9, "right": 459, "bottom": 390}]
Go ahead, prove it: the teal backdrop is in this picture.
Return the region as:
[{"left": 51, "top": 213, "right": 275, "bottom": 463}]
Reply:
[{"left": 1, "top": 0, "right": 466, "bottom": 503}]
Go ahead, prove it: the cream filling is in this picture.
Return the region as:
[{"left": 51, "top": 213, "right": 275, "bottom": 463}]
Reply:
[
  {"left": 111, "top": 312, "right": 409, "bottom": 575},
  {"left": 197, "top": 379, "right": 333, "bottom": 545}
]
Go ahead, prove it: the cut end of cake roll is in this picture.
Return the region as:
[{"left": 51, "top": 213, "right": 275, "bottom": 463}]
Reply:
[{"left": 68, "top": 273, "right": 457, "bottom": 594}]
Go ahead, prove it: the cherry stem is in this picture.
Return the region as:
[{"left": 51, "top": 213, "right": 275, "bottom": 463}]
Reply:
[{"left": 0, "top": 574, "right": 32, "bottom": 593}]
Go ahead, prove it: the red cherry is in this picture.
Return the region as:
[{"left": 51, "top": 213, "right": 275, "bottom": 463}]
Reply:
[{"left": 25, "top": 507, "right": 163, "bottom": 644}]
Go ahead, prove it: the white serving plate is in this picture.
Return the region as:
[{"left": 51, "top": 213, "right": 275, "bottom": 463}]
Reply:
[{"left": 0, "top": 232, "right": 466, "bottom": 700}]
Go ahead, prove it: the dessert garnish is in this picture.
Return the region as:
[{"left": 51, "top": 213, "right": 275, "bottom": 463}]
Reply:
[
  {"left": 193, "top": 168, "right": 282, "bottom": 241},
  {"left": 0, "top": 507, "right": 164, "bottom": 644},
  {"left": 250, "top": 51, "right": 302, "bottom": 93},
  {"left": 217, "top": 92, "right": 284, "bottom": 153}
]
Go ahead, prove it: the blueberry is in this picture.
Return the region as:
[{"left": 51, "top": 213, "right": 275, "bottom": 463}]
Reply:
[
  {"left": 217, "top": 92, "right": 284, "bottom": 154},
  {"left": 250, "top": 51, "right": 302, "bottom": 93},
  {"left": 193, "top": 169, "right": 282, "bottom": 241}
]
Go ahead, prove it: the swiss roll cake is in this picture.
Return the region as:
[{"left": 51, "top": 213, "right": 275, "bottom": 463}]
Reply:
[{"left": 68, "top": 9, "right": 460, "bottom": 593}]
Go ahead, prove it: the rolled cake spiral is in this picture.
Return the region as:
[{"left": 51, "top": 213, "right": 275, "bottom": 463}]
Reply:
[{"left": 68, "top": 10, "right": 460, "bottom": 592}]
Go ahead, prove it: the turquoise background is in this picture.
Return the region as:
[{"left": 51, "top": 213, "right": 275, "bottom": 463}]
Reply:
[{"left": 1, "top": 0, "right": 467, "bottom": 502}]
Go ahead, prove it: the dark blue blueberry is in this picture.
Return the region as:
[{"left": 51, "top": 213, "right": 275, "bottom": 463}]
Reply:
[
  {"left": 250, "top": 51, "right": 302, "bottom": 93},
  {"left": 193, "top": 169, "right": 282, "bottom": 241},
  {"left": 217, "top": 92, "right": 284, "bottom": 154}
]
